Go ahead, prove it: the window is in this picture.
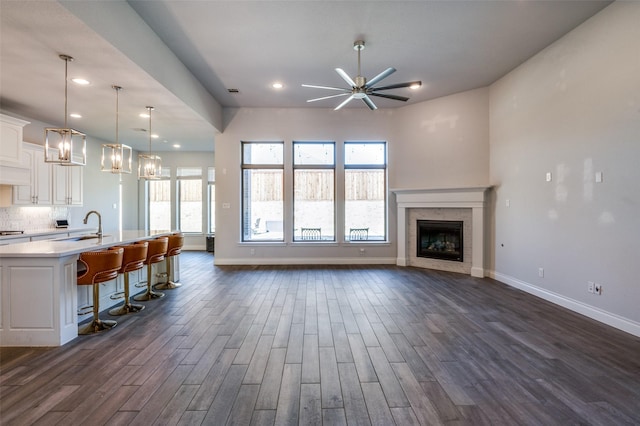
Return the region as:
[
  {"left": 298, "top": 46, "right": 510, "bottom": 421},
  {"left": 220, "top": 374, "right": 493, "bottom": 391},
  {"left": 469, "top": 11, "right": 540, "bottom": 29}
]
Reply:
[
  {"left": 148, "top": 167, "right": 171, "bottom": 232},
  {"left": 242, "top": 142, "right": 284, "bottom": 241},
  {"left": 208, "top": 167, "right": 215, "bottom": 234},
  {"left": 344, "top": 142, "right": 387, "bottom": 241},
  {"left": 177, "top": 167, "right": 203, "bottom": 233},
  {"left": 293, "top": 142, "right": 335, "bottom": 241}
]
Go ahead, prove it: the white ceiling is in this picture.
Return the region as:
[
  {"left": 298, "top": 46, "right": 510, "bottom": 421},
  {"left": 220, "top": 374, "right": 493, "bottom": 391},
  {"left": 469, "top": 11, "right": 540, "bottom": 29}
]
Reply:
[{"left": 0, "top": 1, "right": 611, "bottom": 152}]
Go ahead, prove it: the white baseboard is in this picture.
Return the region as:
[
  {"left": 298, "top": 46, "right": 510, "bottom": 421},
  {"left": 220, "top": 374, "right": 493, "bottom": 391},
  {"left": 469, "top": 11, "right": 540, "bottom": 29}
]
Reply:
[
  {"left": 183, "top": 244, "right": 206, "bottom": 251},
  {"left": 490, "top": 270, "right": 640, "bottom": 338},
  {"left": 214, "top": 257, "right": 397, "bottom": 266}
]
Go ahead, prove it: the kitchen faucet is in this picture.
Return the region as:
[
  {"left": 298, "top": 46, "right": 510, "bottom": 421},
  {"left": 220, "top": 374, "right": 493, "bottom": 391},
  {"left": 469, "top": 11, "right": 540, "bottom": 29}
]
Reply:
[{"left": 83, "top": 210, "right": 103, "bottom": 238}]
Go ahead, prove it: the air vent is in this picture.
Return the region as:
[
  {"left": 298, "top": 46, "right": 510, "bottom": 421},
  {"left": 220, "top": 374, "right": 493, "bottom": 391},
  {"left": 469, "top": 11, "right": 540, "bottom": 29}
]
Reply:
[{"left": 227, "top": 88, "right": 240, "bottom": 94}]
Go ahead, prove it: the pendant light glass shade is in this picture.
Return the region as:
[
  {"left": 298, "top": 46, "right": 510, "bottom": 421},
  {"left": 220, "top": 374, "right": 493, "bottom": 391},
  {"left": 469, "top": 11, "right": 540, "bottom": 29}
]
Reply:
[
  {"left": 44, "top": 54, "right": 87, "bottom": 166},
  {"left": 138, "top": 106, "right": 162, "bottom": 180},
  {"left": 101, "top": 86, "right": 132, "bottom": 173}
]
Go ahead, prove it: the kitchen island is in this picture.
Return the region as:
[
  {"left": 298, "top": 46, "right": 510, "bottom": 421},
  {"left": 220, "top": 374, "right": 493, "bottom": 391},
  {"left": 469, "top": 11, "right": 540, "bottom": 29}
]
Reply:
[{"left": 0, "top": 230, "right": 175, "bottom": 346}]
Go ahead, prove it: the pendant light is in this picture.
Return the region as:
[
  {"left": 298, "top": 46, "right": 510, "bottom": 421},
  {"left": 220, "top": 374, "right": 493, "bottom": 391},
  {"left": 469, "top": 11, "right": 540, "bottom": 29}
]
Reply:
[
  {"left": 44, "top": 54, "right": 87, "bottom": 166},
  {"left": 101, "top": 85, "right": 132, "bottom": 173},
  {"left": 137, "top": 106, "right": 162, "bottom": 180}
]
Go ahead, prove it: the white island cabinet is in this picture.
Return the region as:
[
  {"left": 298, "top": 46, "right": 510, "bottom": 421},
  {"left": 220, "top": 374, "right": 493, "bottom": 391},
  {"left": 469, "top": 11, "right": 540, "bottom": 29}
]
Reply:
[{"left": 0, "top": 230, "right": 173, "bottom": 346}]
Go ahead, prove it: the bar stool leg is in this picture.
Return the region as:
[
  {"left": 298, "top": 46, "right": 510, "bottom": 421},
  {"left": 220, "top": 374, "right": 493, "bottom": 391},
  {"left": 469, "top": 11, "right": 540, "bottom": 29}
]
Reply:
[
  {"left": 109, "top": 272, "right": 145, "bottom": 316},
  {"left": 133, "top": 263, "right": 165, "bottom": 301},
  {"left": 155, "top": 256, "right": 181, "bottom": 290},
  {"left": 79, "top": 282, "right": 117, "bottom": 335}
]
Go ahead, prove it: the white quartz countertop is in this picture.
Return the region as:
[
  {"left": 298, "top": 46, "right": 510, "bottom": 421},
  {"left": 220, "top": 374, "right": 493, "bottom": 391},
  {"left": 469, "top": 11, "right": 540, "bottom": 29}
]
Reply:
[
  {"left": 0, "top": 230, "right": 173, "bottom": 258},
  {"left": 0, "top": 227, "right": 95, "bottom": 241}
]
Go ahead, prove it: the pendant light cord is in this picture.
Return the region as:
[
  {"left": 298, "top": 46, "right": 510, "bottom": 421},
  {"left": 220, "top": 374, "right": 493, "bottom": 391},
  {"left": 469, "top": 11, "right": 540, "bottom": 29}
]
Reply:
[
  {"left": 147, "top": 106, "right": 153, "bottom": 154},
  {"left": 64, "top": 57, "right": 69, "bottom": 128}
]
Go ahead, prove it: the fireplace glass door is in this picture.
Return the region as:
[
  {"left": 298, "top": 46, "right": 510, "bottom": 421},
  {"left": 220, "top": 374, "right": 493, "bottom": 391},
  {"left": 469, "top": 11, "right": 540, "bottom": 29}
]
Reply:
[{"left": 417, "top": 220, "right": 463, "bottom": 262}]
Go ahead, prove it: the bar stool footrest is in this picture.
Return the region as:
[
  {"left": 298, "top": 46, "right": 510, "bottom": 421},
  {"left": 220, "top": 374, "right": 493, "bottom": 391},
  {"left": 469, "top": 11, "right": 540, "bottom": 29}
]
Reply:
[
  {"left": 110, "top": 291, "right": 125, "bottom": 300},
  {"left": 77, "top": 305, "right": 93, "bottom": 316}
]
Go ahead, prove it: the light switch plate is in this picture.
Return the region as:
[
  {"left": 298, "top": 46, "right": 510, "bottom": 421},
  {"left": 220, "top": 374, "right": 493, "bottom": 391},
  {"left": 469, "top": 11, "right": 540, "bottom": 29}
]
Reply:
[
  {"left": 595, "top": 171, "right": 603, "bottom": 183},
  {"left": 546, "top": 172, "right": 552, "bottom": 182}
]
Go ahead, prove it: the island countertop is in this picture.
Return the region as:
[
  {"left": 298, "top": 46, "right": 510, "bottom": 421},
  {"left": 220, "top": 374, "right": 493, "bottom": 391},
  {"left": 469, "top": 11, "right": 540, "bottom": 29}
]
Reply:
[{"left": 0, "top": 230, "right": 173, "bottom": 258}]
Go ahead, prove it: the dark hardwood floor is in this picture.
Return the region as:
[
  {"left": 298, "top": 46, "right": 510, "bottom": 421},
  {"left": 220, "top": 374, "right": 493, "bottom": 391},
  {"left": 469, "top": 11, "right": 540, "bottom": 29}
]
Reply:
[{"left": 2, "top": 251, "right": 639, "bottom": 425}]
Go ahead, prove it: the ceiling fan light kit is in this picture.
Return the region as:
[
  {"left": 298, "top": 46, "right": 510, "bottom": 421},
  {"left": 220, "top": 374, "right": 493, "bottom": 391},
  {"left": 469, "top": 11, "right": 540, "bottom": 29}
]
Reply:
[{"left": 302, "top": 40, "right": 421, "bottom": 111}]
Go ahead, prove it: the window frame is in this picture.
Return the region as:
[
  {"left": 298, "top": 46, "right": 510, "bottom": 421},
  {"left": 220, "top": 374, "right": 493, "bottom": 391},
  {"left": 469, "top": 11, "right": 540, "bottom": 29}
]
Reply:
[
  {"left": 146, "top": 167, "right": 172, "bottom": 233},
  {"left": 292, "top": 141, "right": 336, "bottom": 242},
  {"left": 176, "top": 166, "right": 203, "bottom": 234},
  {"left": 344, "top": 141, "right": 388, "bottom": 242},
  {"left": 207, "top": 167, "right": 215, "bottom": 234},
  {"left": 241, "top": 141, "right": 285, "bottom": 242}
]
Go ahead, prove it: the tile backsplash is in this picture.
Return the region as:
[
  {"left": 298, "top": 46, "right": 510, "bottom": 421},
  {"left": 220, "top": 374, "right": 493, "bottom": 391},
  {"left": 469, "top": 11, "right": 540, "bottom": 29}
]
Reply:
[{"left": 0, "top": 206, "right": 70, "bottom": 231}]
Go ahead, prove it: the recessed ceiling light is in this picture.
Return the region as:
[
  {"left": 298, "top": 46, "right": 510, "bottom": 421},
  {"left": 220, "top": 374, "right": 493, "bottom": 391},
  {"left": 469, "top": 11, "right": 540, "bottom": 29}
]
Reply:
[
  {"left": 173, "top": 144, "right": 181, "bottom": 148},
  {"left": 272, "top": 82, "right": 283, "bottom": 89},
  {"left": 69, "top": 113, "right": 82, "bottom": 118},
  {"left": 139, "top": 113, "right": 150, "bottom": 118},
  {"left": 151, "top": 134, "right": 159, "bottom": 139},
  {"left": 71, "top": 78, "right": 90, "bottom": 85},
  {"left": 410, "top": 82, "right": 422, "bottom": 90}
]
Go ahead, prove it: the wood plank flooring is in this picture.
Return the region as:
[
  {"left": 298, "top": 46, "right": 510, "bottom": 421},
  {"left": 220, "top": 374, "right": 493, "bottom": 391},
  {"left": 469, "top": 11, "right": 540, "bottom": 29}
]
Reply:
[{"left": 2, "top": 251, "right": 640, "bottom": 425}]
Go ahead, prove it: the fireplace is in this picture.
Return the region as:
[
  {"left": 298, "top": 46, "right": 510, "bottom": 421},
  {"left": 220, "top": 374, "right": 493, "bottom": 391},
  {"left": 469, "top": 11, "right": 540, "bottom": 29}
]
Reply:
[{"left": 417, "top": 220, "right": 463, "bottom": 262}]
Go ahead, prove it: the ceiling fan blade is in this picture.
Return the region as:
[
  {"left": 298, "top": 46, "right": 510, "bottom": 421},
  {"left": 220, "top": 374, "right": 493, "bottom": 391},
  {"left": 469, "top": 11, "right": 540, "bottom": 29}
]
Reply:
[
  {"left": 369, "top": 92, "right": 409, "bottom": 102},
  {"left": 335, "top": 68, "right": 357, "bottom": 88},
  {"left": 365, "top": 67, "right": 396, "bottom": 88},
  {"left": 371, "top": 80, "right": 422, "bottom": 91},
  {"left": 302, "top": 84, "right": 350, "bottom": 92},
  {"left": 307, "top": 93, "right": 351, "bottom": 103},
  {"left": 334, "top": 95, "right": 355, "bottom": 110},
  {"left": 362, "top": 95, "right": 378, "bottom": 110}
]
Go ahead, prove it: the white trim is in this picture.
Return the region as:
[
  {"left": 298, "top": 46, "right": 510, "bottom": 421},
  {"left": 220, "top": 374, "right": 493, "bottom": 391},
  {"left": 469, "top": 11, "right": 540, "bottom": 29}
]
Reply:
[
  {"left": 183, "top": 244, "right": 206, "bottom": 251},
  {"left": 490, "top": 270, "right": 640, "bottom": 338},
  {"left": 214, "top": 257, "right": 397, "bottom": 266},
  {"left": 391, "top": 186, "right": 490, "bottom": 276}
]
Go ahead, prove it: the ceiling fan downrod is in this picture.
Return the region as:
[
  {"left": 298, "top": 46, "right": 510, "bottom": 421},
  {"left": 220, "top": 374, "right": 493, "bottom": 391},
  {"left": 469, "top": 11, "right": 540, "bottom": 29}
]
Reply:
[{"left": 354, "top": 40, "right": 365, "bottom": 87}]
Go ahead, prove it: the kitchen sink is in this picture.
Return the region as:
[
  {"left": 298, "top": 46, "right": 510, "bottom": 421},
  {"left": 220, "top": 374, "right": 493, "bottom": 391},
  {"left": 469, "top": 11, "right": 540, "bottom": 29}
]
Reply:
[{"left": 57, "top": 234, "right": 109, "bottom": 241}]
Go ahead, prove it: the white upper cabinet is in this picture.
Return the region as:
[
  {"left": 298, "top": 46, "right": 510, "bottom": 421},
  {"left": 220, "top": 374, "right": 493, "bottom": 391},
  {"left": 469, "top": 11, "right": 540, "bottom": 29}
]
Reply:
[
  {"left": 53, "top": 163, "right": 83, "bottom": 206},
  {"left": 13, "top": 144, "right": 53, "bottom": 205},
  {"left": 0, "top": 114, "right": 30, "bottom": 185}
]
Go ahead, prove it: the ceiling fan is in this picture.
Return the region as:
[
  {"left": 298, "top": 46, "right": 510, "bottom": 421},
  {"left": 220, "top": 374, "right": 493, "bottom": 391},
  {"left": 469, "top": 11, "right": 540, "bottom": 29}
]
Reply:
[{"left": 302, "top": 40, "right": 421, "bottom": 110}]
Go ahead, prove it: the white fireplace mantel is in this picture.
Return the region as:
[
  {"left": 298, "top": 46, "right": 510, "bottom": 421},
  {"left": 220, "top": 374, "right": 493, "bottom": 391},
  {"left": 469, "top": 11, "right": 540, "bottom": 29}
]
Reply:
[{"left": 391, "top": 187, "right": 491, "bottom": 277}]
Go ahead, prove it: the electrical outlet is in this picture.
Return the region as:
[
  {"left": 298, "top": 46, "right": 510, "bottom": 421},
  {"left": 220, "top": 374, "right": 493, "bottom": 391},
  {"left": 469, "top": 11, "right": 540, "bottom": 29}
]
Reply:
[
  {"left": 359, "top": 248, "right": 365, "bottom": 256},
  {"left": 250, "top": 248, "right": 255, "bottom": 256},
  {"left": 587, "top": 281, "right": 594, "bottom": 293},
  {"left": 538, "top": 267, "right": 544, "bottom": 278},
  {"left": 594, "top": 283, "right": 602, "bottom": 295}
]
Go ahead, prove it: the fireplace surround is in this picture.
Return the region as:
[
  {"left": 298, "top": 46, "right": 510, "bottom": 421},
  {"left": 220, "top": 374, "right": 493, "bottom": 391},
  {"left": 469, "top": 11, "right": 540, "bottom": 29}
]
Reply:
[{"left": 391, "top": 187, "right": 490, "bottom": 277}]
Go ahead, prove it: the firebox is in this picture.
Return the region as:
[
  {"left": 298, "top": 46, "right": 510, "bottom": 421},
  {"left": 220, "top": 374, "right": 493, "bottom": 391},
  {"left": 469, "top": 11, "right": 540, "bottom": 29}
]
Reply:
[{"left": 417, "top": 220, "right": 463, "bottom": 262}]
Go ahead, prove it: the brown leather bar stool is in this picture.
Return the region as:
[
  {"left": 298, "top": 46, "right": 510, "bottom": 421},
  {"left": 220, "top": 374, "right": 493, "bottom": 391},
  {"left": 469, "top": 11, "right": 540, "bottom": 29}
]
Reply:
[
  {"left": 155, "top": 232, "right": 184, "bottom": 290},
  {"left": 133, "top": 236, "right": 169, "bottom": 301},
  {"left": 77, "top": 247, "right": 124, "bottom": 335},
  {"left": 109, "top": 241, "right": 148, "bottom": 316}
]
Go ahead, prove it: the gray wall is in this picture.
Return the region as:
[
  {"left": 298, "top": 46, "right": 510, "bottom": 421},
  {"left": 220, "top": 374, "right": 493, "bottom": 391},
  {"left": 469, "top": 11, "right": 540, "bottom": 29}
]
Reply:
[
  {"left": 214, "top": 90, "right": 490, "bottom": 264},
  {"left": 489, "top": 1, "right": 640, "bottom": 332}
]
